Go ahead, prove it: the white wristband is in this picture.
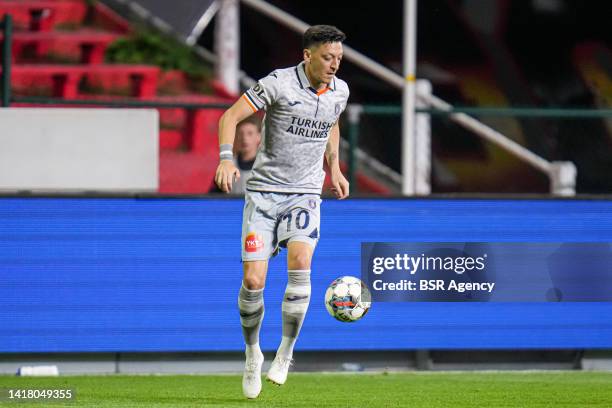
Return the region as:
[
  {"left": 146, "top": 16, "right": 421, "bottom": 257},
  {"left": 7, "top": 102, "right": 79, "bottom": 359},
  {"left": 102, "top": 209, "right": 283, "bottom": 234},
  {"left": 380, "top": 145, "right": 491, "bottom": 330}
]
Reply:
[{"left": 220, "top": 144, "right": 233, "bottom": 161}]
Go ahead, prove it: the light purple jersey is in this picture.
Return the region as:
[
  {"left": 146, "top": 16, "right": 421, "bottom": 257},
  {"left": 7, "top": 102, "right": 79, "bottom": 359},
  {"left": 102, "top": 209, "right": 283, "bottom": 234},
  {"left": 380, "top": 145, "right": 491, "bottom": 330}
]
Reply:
[{"left": 242, "top": 62, "right": 349, "bottom": 194}]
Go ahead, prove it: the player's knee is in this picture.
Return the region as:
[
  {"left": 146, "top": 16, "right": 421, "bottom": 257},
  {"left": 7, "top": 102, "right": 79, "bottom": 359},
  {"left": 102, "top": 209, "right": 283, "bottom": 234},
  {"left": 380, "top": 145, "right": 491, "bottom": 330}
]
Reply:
[
  {"left": 243, "top": 274, "right": 265, "bottom": 290},
  {"left": 242, "top": 260, "right": 267, "bottom": 290},
  {"left": 288, "top": 250, "right": 311, "bottom": 270}
]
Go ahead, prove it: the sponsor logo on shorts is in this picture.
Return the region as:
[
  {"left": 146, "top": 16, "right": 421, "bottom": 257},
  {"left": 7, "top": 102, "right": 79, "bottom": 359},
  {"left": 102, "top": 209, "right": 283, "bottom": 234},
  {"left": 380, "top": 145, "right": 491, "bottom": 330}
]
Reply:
[
  {"left": 245, "top": 232, "right": 264, "bottom": 252},
  {"left": 308, "top": 199, "right": 316, "bottom": 209}
]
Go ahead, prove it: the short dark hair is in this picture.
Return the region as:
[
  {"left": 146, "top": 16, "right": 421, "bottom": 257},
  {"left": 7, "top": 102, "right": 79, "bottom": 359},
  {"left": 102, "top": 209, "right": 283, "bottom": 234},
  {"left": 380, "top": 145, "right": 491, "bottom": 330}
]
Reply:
[
  {"left": 237, "top": 115, "right": 261, "bottom": 132},
  {"left": 303, "top": 25, "right": 346, "bottom": 49}
]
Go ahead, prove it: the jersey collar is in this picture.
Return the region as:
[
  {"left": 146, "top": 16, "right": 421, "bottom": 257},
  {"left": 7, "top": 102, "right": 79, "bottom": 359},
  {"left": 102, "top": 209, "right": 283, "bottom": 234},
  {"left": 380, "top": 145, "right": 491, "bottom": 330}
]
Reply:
[{"left": 296, "top": 61, "right": 336, "bottom": 94}]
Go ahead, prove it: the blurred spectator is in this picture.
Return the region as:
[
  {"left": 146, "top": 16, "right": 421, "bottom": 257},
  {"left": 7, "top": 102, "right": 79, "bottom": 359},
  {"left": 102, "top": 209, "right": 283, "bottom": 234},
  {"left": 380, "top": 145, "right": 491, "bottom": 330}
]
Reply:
[{"left": 230, "top": 116, "right": 262, "bottom": 195}]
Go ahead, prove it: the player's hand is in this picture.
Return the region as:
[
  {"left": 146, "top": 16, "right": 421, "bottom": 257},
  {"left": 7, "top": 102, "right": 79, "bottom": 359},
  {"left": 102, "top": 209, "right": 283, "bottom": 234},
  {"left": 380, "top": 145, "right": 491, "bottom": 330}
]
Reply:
[
  {"left": 330, "top": 169, "right": 349, "bottom": 199},
  {"left": 215, "top": 160, "right": 240, "bottom": 193}
]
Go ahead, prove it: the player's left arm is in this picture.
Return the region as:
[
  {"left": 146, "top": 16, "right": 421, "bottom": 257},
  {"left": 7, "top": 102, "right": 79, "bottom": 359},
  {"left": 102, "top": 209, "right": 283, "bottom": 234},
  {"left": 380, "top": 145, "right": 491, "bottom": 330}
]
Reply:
[{"left": 326, "top": 122, "right": 349, "bottom": 199}]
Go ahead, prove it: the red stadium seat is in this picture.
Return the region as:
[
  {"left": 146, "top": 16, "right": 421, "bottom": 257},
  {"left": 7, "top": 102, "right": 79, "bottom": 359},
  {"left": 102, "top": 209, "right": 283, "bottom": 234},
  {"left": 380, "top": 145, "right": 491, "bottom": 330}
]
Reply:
[
  {"left": 0, "top": 1, "right": 87, "bottom": 32},
  {"left": 6, "top": 64, "right": 159, "bottom": 98},
  {"left": 1, "top": 30, "right": 121, "bottom": 64}
]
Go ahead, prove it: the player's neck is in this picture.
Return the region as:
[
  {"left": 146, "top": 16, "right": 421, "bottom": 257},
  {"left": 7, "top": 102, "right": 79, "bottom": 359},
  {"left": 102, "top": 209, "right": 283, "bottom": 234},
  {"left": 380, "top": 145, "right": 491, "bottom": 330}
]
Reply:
[
  {"left": 240, "top": 150, "right": 257, "bottom": 162},
  {"left": 304, "top": 63, "right": 328, "bottom": 91}
]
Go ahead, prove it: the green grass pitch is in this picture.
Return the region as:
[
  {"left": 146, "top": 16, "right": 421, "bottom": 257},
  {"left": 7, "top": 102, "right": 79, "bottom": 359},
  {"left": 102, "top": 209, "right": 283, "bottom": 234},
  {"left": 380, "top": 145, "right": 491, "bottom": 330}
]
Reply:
[{"left": 1, "top": 371, "right": 612, "bottom": 407}]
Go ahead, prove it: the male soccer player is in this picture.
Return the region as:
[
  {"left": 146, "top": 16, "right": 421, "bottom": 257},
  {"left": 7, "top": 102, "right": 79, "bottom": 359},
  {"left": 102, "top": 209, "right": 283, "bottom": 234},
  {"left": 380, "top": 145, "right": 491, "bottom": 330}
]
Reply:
[{"left": 215, "top": 25, "right": 350, "bottom": 399}]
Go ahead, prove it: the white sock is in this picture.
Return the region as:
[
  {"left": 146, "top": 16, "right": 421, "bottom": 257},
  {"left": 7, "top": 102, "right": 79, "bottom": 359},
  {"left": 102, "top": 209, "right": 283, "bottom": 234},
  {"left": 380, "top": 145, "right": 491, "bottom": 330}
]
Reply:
[
  {"left": 276, "top": 336, "right": 296, "bottom": 359},
  {"left": 279, "top": 269, "right": 311, "bottom": 359},
  {"left": 246, "top": 342, "right": 262, "bottom": 358},
  {"left": 238, "top": 283, "right": 264, "bottom": 352}
]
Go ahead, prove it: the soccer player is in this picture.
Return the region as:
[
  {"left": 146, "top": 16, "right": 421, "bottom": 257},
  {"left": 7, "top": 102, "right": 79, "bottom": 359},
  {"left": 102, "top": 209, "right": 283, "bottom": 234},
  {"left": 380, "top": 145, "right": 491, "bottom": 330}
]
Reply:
[{"left": 215, "top": 25, "right": 350, "bottom": 399}]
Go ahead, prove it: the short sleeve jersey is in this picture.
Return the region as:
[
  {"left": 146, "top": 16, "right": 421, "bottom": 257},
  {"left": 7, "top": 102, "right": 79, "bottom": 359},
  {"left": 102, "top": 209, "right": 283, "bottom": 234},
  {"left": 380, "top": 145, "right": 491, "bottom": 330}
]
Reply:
[{"left": 242, "top": 61, "right": 350, "bottom": 194}]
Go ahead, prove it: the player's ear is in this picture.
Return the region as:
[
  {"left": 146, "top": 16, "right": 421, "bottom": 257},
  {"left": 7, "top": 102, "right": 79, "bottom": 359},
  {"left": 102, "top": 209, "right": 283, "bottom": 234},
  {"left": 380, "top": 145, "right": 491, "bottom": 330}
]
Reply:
[{"left": 303, "top": 48, "right": 311, "bottom": 63}]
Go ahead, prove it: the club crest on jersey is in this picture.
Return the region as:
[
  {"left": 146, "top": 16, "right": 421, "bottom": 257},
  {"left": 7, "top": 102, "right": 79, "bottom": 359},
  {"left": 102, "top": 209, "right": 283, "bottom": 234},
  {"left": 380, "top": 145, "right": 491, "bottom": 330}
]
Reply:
[{"left": 245, "top": 232, "right": 264, "bottom": 252}]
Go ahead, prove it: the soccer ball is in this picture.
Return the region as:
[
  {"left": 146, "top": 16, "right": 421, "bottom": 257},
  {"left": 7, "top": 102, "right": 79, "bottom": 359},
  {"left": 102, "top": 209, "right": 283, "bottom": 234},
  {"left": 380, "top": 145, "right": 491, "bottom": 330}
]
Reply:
[{"left": 324, "top": 276, "right": 372, "bottom": 322}]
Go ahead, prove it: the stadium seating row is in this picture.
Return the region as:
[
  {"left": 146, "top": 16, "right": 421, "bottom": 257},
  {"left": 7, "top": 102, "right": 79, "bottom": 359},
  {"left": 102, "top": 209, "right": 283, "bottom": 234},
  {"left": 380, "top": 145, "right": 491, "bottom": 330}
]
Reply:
[{"left": 1, "top": 30, "right": 120, "bottom": 64}]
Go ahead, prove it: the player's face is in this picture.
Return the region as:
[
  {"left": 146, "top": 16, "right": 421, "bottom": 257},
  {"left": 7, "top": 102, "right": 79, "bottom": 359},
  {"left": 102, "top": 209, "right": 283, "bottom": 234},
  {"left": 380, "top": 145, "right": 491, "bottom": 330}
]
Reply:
[{"left": 304, "top": 41, "right": 343, "bottom": 87}]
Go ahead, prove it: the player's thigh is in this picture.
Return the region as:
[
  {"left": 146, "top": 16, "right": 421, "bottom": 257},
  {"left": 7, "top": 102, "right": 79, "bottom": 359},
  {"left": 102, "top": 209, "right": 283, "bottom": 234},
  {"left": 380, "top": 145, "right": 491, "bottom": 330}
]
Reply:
[
  {"left": 277, "top": 195, "right": 321, "bottom": 252},
  {"left": 286, "top": 241, "right": 314, "bottom": 270},
  {"left": 241, "top": 192, "right": 277, "bottom": 262},
  {"left": 242, "top": 260, "right": 268, "bottom": 290}
]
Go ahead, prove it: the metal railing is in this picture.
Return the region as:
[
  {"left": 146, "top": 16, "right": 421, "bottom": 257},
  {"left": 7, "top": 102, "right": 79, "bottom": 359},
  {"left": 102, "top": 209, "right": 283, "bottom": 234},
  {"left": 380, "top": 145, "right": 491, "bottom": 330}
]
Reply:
[
  {"left": 3, "top": 11, "right": 612, "bottom": 195},
  {"left": 1, "top": 14, "right": 12, "bottom": 107},
  {"left": 348, "top": 103, "right": 612, "bottom": 195},
  {"left": 238, "top": 0, "right": 587, "bottom": 196},
  {"left": 11, "top": 96, "right": 231, "bottom": 110},
  {"left": 362, "top": 105, "right": 612, "bottom": 119}
]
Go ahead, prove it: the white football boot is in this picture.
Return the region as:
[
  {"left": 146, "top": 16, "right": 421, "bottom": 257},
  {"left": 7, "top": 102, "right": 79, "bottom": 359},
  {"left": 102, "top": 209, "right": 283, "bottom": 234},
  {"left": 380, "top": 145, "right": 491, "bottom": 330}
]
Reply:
[
  {"left": 242, "top": 350, "right": 264, "bottom": 399},
  {"left": 266, "top": 355, "right": 293, "bottom": 385}
]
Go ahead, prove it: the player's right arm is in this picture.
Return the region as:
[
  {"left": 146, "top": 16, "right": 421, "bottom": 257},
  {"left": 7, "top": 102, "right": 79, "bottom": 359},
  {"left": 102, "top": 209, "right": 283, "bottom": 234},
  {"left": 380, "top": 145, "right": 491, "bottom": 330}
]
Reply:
[
  {"left": 216, "top": 73, "right": 278, "bottom": 192},
  {"left": 215, "top": 96, "right": 258, "bottom": 193}
]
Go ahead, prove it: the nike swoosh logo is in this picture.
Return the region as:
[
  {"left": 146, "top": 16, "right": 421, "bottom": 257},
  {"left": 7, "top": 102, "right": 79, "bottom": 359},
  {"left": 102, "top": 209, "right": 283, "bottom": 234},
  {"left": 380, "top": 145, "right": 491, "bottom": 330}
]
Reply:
[
  {"left": 288, "top": 101, "right": 302, "bottom": 106},
  {"left": 286, "top": 295, "right": 308, "bottom": 301}
]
